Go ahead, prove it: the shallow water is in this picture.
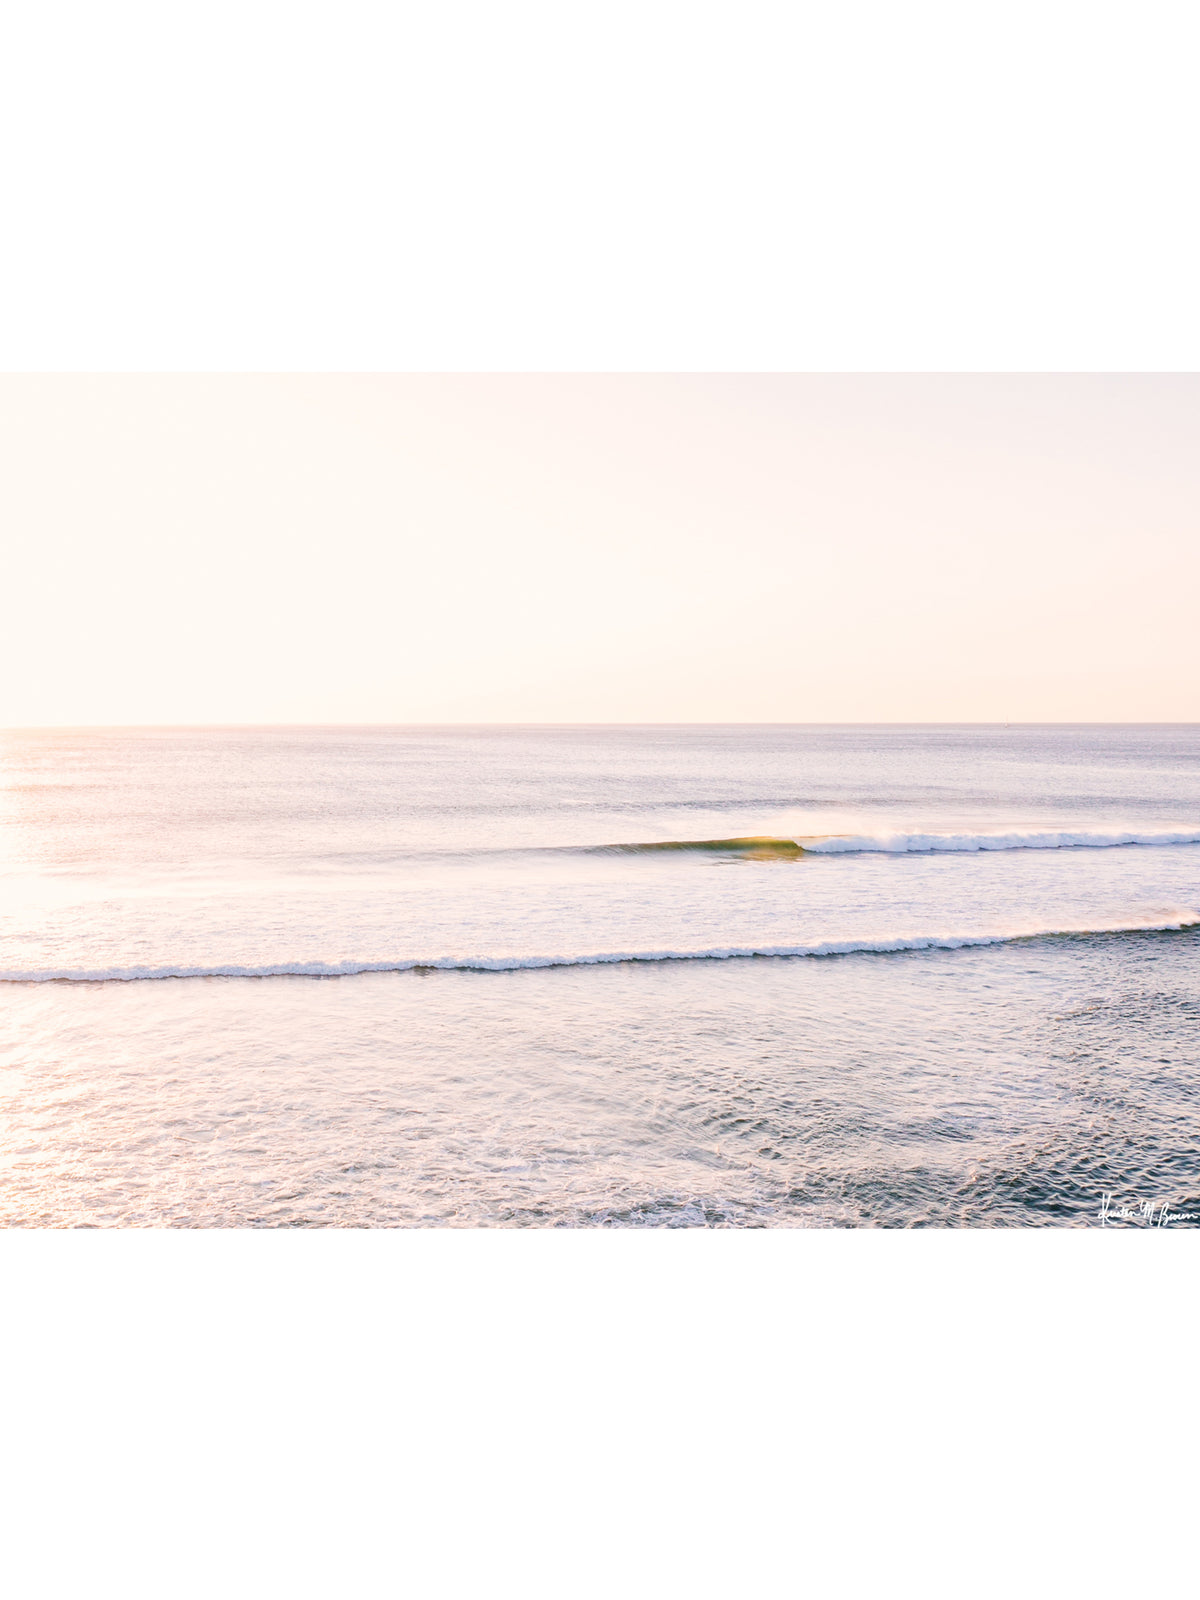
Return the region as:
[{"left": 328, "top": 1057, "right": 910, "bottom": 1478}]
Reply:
[{"left": 2, "top": 725, "right": 1198, "bottom": 1226}]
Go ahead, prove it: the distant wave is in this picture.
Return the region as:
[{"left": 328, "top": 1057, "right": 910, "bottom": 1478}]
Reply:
[
  {"left": 4, "top": 913, "right": 1196, "bottom": 982},
  {"left": 587, "top": 828, "right": 1200, "bottom": 859}
]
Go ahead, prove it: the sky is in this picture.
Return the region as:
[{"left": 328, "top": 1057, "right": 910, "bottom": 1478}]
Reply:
[{"left": 2, "top": 373, "right": 1196, "bottom": 725}]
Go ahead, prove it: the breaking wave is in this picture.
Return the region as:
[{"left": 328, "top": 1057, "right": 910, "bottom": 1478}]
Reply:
[
  {"left": 799, "top": 827, "right": 1200, "bottom": 855},
  {"left": 4, "top": 913, "right": 1196, "bottom": 982}
]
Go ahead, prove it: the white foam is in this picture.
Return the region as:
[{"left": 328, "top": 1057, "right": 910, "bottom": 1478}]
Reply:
[
  {"left": 3, "top": 912, "right": 1196, "bottom": 982},
  {"left": 800, "top": 828, "right": 1200, "bottom": 855}
]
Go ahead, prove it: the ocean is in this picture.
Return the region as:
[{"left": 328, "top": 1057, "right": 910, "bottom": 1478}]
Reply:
[{"left": 1, "top": 723, "right": 1197, "bottom": 1227}]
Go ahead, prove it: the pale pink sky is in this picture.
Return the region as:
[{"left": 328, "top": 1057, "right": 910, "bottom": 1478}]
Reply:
[{"left": 2, "top": 374, "right": 1196, "bottom": 724}]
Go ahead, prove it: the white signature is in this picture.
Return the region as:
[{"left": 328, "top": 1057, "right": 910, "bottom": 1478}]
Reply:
[{"left": 1098, "top": 1192, "right": 1197, "bottom": 1227}]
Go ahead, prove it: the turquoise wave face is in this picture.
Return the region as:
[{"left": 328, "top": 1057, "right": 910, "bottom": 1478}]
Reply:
[{"left": 593, "top": 835, "right": 807, "bottom": 858}]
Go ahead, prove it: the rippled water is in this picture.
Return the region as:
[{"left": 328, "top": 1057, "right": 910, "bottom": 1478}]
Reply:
[{"left": 2, "top": 725, "right": 1198, "bottom": 1226}]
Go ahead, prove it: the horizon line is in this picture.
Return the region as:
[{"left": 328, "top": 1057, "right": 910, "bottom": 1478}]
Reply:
[{"left": 5, "top": 719, "right": 1200, "bottom": 733}]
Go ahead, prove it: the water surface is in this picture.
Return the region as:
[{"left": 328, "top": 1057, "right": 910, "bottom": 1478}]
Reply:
[{"left": 2, "top": 725, "right": 1197, "bottom": 1225}]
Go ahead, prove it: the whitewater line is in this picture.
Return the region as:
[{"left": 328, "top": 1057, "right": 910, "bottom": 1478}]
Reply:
[{"left": 3, "top": 913, "right": 1197, "bottom": 983}]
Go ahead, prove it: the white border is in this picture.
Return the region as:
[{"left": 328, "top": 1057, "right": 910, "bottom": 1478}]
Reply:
[
  {"left": 2, "top": 1, "right": 1198, "bottom": 370},
  {"left": 2, "top": 1231, "right": 1194, "bottom": 1597}
]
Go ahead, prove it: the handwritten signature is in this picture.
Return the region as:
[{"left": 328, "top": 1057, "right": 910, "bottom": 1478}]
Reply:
[{"left": 1098, "top": 1192, "right": 1197, "bottom": 1227}]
